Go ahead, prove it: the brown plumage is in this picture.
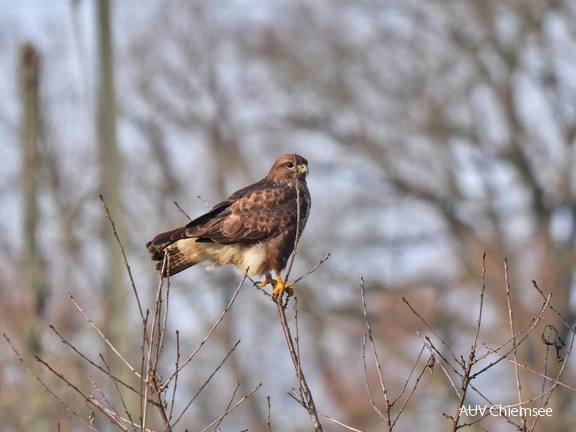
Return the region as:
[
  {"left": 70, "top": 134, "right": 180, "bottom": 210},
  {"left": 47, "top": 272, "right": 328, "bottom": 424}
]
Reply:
[{"left": 146, "top": 154, "right": 311, "bottom": 295}]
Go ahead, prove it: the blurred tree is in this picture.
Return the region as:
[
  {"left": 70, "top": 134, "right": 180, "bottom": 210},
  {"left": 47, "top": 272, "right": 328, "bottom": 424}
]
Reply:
[
  {"left": 20, "top": 40, "right": 47, "bottom": 432},
  {"left": 97, "top": 0, "right": 127, "bottom": 377},
  {"left": 20, "top": 42, "right": 44, "bottom": 356},
  {"left": 238, "top": 0, "right": 576, "bottom": 429}
]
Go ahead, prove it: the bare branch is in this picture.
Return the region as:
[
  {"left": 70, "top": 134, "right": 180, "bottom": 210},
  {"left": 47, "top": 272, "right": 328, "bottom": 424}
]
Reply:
[
  {"left": 68, "top": 293, "right": 141, "bottom": 378},
  {"left": 274, "top": 290, "right": 323, "bottom": 430},
  {"left": 402, "top": 297, "right": 461, "bottom": 368},
  {"left": 317, "top": 410, "right": 363, "bottom": 432},
  {"left": 201, "top": 382, "right": 263, "bottom": 432},
  {"left": 360, "top": 278, "right": 390, "bottom": 426},
  {"left": 504, "top": 259, "right": 523, "bottom": 408},
  {"left": 283, "top": 153, "right": 303, "bottom": 285},
  {"left": 3, "top": 334, "right": 100, "bottom": 432},
  {"left": 48, "top": 324, "right": 138, "bottom": 394},
  {"left": 290, "top": 253, "right": 331, "bottom": 286},
  {"left": 159, "top": 274, "right": 245, "bottom": 391},
  {"left": 172, "top": 340, "right": 241, "bottom": 428},
  {"left": 99, "top": 195, "right": 145, "bottom": 321},
  {"left": 174, "top": 200, "right": 193, "bottom": 220},
  {"left": 470, "top": 252, "right": 487, "bottom": 354}
]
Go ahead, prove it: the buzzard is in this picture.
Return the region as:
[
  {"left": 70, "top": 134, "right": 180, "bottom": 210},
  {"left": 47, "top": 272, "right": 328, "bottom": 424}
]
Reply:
[{"left": 146, "top": 154, "right": 311, "bottom": 297}]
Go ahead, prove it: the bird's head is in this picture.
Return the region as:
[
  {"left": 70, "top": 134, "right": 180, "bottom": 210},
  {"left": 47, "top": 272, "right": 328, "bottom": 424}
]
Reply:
[{"left": 267, "top": 154, "right": 309, "bottom": 181}]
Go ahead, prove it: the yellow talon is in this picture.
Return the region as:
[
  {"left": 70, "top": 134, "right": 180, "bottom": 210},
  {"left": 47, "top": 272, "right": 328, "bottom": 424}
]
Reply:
[
  {"left": 258, "top": 273, "right": 277, "bottom": 288},
  {"left": 272, "top": 274, "right": 293, "bottom": 298},
  {"left": 257, "top": 273, "right": 293, "bottom": 299}
]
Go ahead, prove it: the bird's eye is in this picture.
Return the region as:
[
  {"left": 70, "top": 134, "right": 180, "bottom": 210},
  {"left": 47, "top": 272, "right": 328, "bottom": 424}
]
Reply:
[{"left": 286, "top": 162, "right": 295, "bottom": 169}]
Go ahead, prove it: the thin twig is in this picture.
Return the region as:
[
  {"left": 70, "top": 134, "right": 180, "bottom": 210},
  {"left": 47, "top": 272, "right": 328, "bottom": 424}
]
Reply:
[
  {"left": 98, "top": 353, "right": 134, "bottom": 426},
  {"left": 473, "top": 293, "right": 551, "bottom": 378},
  {"left": 174, "top": 200, "right": 193, "bottom": 220},
  {"left": 500, "top": 356, "right": 576, "bottom": 392},
  {"left": 504, "top": 259, "right": 523, "bottom": 409},
  {"left": 201, "top": 382, "right": 262, "bottom": 432},
  {"left": 419, "top": 331, "right": 501, "bottom": 419},
  {"left": 197, "top": 195, "right": 212, "bottom": 210},
  {"left": 167, "top": 330, "right": 181, "bottom": 428},
  {"left": 3, "top": 334, "right": 100, "bottom": 432},
  {"left": 283, "top": 154, "right": 302, "bottom": 285},
  {"left": 99, "top": 195, "right": 145, "bottom": 321},
  {"left": 362, "top": 335, "right": 384, "bottom": 419},
  {"left": 84, "top": 394, "right": 129, "bottom": 431},
  {"left": 143, "top": 270, "right": 173, "bottom": 430},
  {"left": 139, "top": 308, "right": 149, "bottom": 430},
  {"left": 471, "top": 253, "right": 487, "bottom": 355},
  {"left": 35, "top": 355, "right": 129, "bottom": 430},
  {"left": 210, "top": 381, "right": 241, "bottom": 432},
  {"left": 316, "top": 410, "right": 363, "bottom": 432},
  {"left": 293, "top": 297, "right": 304, "bottom": 404},
  {"left": 159, "top": 274, "right": 245, "bottom": 392},
  {"left": 172, "top": 340, "right": 241, "bottom": 428},
  {"left": 418, "top": 333, "right": 460, "bottom": 397},
  {"left": 275, "top": 292, "right": 323, "bottom": 430},
  {"left": 143, "top": 276, "right": 164, "bottom": 425},
  {"left": 253, "top": 253, "right": 329, "bottom": 300},
  {"left": 390, "top": 346, "right": 428, "bottom": 429},
  {"left": 68, "top": 293, "right": 141, "bottom": 378},
  {"left": 266, "top": 396, "right": 272, "bottom": 432},
  {"left": 531, "top": 280, "right": 574, "bottom": 331},
  {"left": 157, "top": 271, "right": 172, "bottom": 368},
  {"left": 290, "top": 253, "right": 331, "bottom": 286},
  {"left": 360, "top": 278, "right": 390, "bottom": 425},
  {"left": 88, "top": 376, "right": 124, "bottom": 426},
  {"left": 402, "top": 296, "right": 461, "bottom": 367},
  {"left": 48, "top": 324, "right": 138, "bottom": 394}
]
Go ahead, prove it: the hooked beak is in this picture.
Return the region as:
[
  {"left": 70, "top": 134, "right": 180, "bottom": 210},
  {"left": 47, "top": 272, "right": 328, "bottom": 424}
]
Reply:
[{"left": 298, "top": 163, "right": 308, "bottom": 175}]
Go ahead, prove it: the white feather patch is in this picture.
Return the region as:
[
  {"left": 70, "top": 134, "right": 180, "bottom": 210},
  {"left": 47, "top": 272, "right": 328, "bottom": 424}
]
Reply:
[
  {"left": 238, "top": 242, "right": 268, "bottom": 276},
  {"left": 197, "top": 241, "right": 268, "bottom": 276}
]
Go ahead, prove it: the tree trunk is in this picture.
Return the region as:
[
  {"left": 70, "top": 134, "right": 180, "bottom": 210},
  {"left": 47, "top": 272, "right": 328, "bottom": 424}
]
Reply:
[
  {"left": 21, "top": 42, "right": 44, "bottom": 356},
  {"left": 97, "top": 0, "right": 126, "bottom": 375}
]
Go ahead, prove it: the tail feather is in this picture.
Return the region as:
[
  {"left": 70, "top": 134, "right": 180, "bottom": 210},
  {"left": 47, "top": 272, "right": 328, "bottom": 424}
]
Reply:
[
  {"left": 146, "top": 236, "right": 207, "bottom": 277},
  {"left": 146, "top": 241, "right": 166, "bottom": 262}
]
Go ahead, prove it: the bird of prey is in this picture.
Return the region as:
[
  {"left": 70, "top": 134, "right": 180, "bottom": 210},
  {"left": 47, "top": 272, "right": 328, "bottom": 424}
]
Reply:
[{"left": 146, "top": 154, "right": 311, "bottom": 297}]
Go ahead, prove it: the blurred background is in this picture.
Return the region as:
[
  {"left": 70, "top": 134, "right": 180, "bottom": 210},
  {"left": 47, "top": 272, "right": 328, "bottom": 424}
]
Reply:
[{"left": 1, "top": 0, "right": 576, "bottom": 430}]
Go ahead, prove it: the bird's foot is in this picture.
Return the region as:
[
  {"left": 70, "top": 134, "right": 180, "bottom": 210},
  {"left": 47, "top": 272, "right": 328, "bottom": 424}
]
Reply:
[
  {"left": 271, "top": 274, "right": 293, "bottom": 301},
  {"left": 257, "top": 273, "right": 293, "bottom": 301},
  {"left": 272, "top": 281, "right": 293, "bottom": 300},
  {"left": 257, "top": 273, "right": 277, "bottom": 289}
]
